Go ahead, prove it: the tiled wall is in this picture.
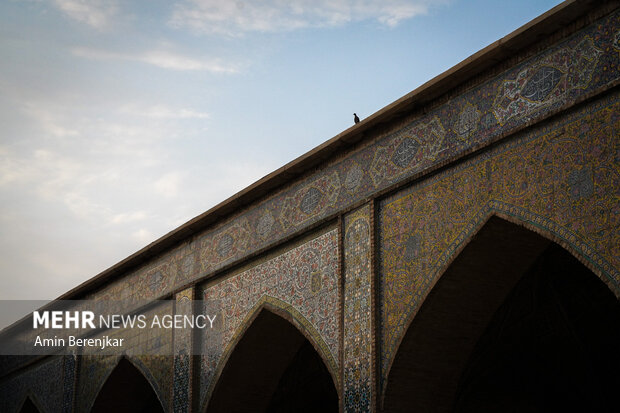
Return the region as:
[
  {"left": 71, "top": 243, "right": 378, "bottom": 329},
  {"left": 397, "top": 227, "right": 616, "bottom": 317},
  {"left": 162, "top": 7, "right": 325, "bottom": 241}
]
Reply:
[
  {"left": 343, "top": 205, "right": 374, "bottom": 412},
  {"left": 379, "top": 92, "right": 619, "bottom": 395},
  {"left": 199, "top": 227, "right": 340, "bottom": 411}
]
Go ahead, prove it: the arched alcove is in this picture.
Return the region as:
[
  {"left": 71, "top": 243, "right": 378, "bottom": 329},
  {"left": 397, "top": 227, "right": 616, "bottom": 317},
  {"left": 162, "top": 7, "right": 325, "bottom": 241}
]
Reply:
[
  {"left": 19, "top": 397, "right": 40, "bottom": 413},
  {"left": 383, "top": 216, "right": 619, "bottom": 412},
  {"left": 91, "top": 358, "right": 164, "bottom": 413},
  {"left": 207, "top": 308, "right": 338, "bottom": 413}
]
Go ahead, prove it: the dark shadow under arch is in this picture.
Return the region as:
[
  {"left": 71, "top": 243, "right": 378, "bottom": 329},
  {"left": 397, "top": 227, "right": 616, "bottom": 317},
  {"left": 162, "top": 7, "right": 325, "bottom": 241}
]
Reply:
[
  {"left": 206, "top": 308, "right": 338, "bottom": 413},
  {"left": 19, "top": 396, "right": 40, "bottom": 413},
  {"left": 91, "top": 357, "right": 165, "bottom": 413},
  {"left": 383, "top": 216, "right": 620, "bottom": 412}
]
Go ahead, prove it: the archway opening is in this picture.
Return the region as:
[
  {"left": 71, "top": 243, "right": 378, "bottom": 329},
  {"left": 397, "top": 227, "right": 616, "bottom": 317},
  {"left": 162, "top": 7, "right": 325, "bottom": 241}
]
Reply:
[
  {"left": 207, "top": 309, "right": 338, "bottom": 413},
  {"left": 19, "top": 397, "right": 40, "bottom": 413},
  {"left": 91, "top": 358, "right": 164, "bottom": 413},
  {"left": 383, "top": 216, "right": 619, "bottom": 412}
]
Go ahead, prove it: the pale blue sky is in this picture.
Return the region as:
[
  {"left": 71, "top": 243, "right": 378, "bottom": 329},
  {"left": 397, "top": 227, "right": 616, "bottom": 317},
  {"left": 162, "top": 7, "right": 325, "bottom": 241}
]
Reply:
[{"left": 0, "top": 0, "right": 563, "bottom": 300}]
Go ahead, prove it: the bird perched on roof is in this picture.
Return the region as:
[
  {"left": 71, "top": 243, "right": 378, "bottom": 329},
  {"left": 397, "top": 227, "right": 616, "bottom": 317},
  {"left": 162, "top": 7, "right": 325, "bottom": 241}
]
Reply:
[{"left": 353, "top": 113, "right": 360, "bottom": 124}]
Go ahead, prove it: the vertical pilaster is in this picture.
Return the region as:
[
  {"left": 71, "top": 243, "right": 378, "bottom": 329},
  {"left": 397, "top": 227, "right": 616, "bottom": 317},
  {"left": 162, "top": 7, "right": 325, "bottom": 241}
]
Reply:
[
  {"left": 173, "top": 287, "right": 195, "bottom": 412},
  {"left": 342, "top": 204, "right": 374, "bottom": 412},
  {"left": 62, "top": 353, "right": 77, "bottom": 413}
]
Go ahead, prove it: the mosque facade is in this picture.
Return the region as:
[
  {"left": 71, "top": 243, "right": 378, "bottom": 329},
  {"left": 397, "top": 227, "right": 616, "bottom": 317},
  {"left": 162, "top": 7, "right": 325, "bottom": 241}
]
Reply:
[{"left": 1, "top": 1, "right": 619, "bottom": 412}]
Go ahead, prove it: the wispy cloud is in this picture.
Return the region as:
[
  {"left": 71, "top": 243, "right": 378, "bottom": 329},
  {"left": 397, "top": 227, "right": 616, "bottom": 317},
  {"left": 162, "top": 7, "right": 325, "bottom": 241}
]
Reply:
[
  {"left": 120, "top": 104, "right": 210, "bottom": 120},
  {"left": 51, "top": 0, "right": 118, "bottom": 29},
  {"left": 110, "top": 210, "right": 149, "bottom": 225},
  {"left": 132, "top": 228, "right": 156, "bottom": 244},
  {"left": 72, "top": 47, "right": 239, "bottom": 73},
  {"left": 154, "top": 171, "right": 184, "bottom": 198},
  {"left": 170, "top": 0, "right": 448, "bottom": 35},
  {"left": 22, "top": 103, "right": 80, "bottom": 138},
  {"left": 3, "top": 100, "right": 182, "bottom": 223}
]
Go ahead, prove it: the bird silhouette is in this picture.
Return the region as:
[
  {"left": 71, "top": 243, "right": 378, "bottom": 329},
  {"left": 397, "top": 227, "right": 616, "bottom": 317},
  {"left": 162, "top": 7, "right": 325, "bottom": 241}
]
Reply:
[{"left": 354, "top": 113, "right": 360, "bottom": 124}]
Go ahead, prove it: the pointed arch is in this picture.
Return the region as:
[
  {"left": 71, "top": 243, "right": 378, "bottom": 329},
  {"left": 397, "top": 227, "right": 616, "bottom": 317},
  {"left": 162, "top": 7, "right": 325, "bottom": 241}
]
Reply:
[
  {"left": 18, "top": 395, "right": 42, "bottom": 413},
  {"left": 382, "top": 214, "right": 620, "bottom": 411},
  {"left": 488, "top": 201, "right": 619, "bottom": 296},
  {"left": 203, "top": 296, "right": 339, "bottom": 412},
  {"left": 89, "top": 356, "right": 165, "bottom": 413},
  {"left": 383, "top": 202, "right": 620, "bottom": 403}
]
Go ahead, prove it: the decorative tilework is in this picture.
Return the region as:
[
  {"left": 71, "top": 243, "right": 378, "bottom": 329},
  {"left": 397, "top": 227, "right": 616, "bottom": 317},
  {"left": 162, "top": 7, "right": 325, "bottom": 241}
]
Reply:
[
  {"left": 173, "top": 287, "right": 194, "bottom": 413},
  {"left": 0, "top": 356, "right": 64, "bottom": 413},
  {"left": 76, "top": 356, "right": 118, "bottom": 412},
  {"left": 173, "top": 352, "right": 190, "bottom": 413},
  {"left": 74, "top": 302, "right": 174, "bottom": 411},
  {"left": 343, "top": 205, "right": 373, "bottom": 413},
  {"left": 77, "top": 355, "right": 172, "bottom": 413},
  {"left": 379, "top": 93, "right": 620, "bottom": 395},
  {"left": 200, "top": 219, "right": 252, "bottom": 273},
  {"left": 456, "top": 102, "right": 482, "bottom": 140},
  {"left": 370, "top": 117, "right": 446, "bottom": 186},
  {"left": 199, "top": 228, "right": 340, "bottom": 411},
  {"left": 61, "top": 354, "right": 77, "bottom": 412},
  {"left": 256, "top": 210, "right": 276, "bottom": 239},
  {"left": 132, "top": 356, "right": 173, "bottom": 410},
  {"left": 280, "top": 172, "right": 342, "bottom": 228},
  {"left": 493, "top": 37, "right": 602, "bottom": 125},
  {"left": 84, "top": 10, "right": 618, "bottom": 305},
  {"left": 344, "top": 162, "right": 365, "bottom": 194}
]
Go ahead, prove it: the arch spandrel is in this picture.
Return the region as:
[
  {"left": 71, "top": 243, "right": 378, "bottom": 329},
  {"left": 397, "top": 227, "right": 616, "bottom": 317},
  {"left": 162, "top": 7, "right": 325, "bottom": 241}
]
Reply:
[
  {"left": 199, "top": 227, "right": 341, "bottom": 411},
  {"left": 201, "top": 299, "right": 340, "bottom": 412},
  {"left": 74, "top": 304, "right": 175, "bottom": 412},
  {"left": 18, "top": 395, "right": 42, "bottom": 413},
  {"left": 0, "top": 357, "right": 64, "bottom": 413},
  {"left": 382, "top": 215, "right": 620, "bottom": 411},
  {"left": 88, "top": 356, "right": 167, "bottom": 413},
  {"left": 379, "top": 94, "right": 620, "bottom": 396},
  {"left": 80, "top": 355, "right": 171, "bottom": 413}
]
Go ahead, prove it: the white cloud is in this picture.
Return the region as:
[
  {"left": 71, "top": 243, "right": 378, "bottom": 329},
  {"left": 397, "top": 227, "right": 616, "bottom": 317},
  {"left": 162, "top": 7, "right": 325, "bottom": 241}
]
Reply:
[
  {"left": 72, "top": 47, "right": 239, "bottom": 73},
  {"left": 3, "top": 100, "right": 167, "bottom": 222},
  {"left": 132, "top": 228, "right": 156, "bottom": 244},
  {"left": 5, "top": 147, "right": 116, "bottom": 223},
  {"left": 139, "top": 50, "right": 238, "bottom": 73},
  {"left": 170, "top": 0, "right": 448, "bottom": 35},
  {"left": 0, "top": 146, "right": 30, "bottom": 186},
  {"left": 120, "top": 104, "right": 210, "bottom": 120},
  {"left": 0, "top": 93, "right": 274, "bottom": 302},
  {"left": 154, "top": 171, "right": 184, "bottom": 198},
  {"left": 110, "top": 210, "right": 149, "bottom": 224},
  {"left": 63, "top": 191, "right": 112, "bottom": 221},
  {"left": 22, "top": 103, "right": 80, "bottom": 138},
  {"left": 51, "top": 0, "right": 118, "bottom": 29}
]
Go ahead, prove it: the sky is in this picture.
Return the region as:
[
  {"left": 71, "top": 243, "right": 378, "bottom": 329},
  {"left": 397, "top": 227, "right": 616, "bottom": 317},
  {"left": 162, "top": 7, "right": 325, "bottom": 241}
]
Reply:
[{"left": 0, "top": 0, "right": 565, "bottom": 303}]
